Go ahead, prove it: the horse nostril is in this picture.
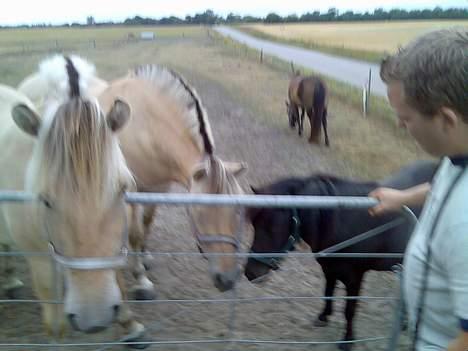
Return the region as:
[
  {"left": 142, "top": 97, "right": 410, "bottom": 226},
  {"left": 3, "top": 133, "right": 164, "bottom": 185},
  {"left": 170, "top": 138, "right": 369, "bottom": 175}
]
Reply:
[{"left": 67, "top": 313, "right": 79, "bottom": 331}]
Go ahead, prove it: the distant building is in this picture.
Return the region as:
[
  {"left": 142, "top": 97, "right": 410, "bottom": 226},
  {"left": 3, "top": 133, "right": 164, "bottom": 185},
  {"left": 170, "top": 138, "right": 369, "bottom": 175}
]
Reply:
[{"left": 140, "top": 32, "right": 155, "bottom": 40}]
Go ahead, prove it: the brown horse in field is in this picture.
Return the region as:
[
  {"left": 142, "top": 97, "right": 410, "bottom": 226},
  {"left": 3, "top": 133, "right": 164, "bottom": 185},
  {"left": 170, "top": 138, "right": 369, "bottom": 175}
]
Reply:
[{"left": 285, "top": 73, "right": 330, "bottom": 146}]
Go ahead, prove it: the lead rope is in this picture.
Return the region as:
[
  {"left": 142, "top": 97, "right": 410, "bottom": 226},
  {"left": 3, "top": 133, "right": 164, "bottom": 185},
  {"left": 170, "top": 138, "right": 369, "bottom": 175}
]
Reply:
[{"left": 411, "top": 168, "right": 466, "bottom": 350}]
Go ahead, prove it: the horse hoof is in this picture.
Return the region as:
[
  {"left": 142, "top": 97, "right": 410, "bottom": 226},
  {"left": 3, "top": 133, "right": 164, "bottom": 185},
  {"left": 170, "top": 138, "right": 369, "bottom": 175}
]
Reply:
[
  {"left": 314, "top": 318, "right": 328, "bottom": 327},
  {"left": 132, "top": 288, "right": 156, "bottom": 301},
  {"left": 123, "top": 331, "right": 151, "bottom": 349}
]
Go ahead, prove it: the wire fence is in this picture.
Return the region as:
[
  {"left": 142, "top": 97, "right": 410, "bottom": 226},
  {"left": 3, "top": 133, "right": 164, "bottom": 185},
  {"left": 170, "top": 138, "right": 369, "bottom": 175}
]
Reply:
[
  {"left": 0, "top": 190, "right": 411, "bottom": 350},
  {"left": 0, "top": 38, "right": 152, "bottom": 58}
]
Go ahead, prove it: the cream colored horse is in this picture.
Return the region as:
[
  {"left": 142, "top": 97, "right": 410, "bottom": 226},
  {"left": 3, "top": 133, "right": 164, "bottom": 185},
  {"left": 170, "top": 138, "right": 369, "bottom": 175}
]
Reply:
[
  {"left": 0, "top": 56, "right": 145, "bottom": 343},
  {"left": 99, "top": 65, "right": 247, "bottom": 295}
]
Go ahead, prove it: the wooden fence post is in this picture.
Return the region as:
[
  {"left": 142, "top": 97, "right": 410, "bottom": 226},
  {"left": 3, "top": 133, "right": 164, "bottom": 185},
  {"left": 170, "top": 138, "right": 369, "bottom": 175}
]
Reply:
[
  {"left": 260, "top": 49, "right": 263, "bottom": 63},
  {"left": 366, "top": 68, "right": 372, "bottom": 113}
]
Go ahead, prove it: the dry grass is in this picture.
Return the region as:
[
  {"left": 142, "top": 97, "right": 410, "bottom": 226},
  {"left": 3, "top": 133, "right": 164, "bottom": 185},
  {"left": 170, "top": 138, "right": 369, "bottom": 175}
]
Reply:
[
  {"left": 240, "top": 20, "right": 468, "bottom": 62},
  {"left": 161, "top": 34, "right": 428, "bottom": 179}
]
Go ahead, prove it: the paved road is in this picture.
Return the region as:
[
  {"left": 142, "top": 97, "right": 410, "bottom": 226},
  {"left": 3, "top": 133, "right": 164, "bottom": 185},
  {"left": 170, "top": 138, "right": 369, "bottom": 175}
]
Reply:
[{"left": 214, "top": 26, "right": 387, "bottom": 97}]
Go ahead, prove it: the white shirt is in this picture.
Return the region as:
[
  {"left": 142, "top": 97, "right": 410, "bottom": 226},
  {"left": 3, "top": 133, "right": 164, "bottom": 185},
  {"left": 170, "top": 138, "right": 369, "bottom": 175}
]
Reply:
[{"left": 403, "top": 157, "right": 468, "bottom": 350}]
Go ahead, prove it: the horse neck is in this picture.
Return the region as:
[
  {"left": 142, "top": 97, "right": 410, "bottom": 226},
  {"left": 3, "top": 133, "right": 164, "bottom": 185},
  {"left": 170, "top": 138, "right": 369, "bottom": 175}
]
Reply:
[{"left": 296, "top": 208, "right": 335, "bottom": 253}]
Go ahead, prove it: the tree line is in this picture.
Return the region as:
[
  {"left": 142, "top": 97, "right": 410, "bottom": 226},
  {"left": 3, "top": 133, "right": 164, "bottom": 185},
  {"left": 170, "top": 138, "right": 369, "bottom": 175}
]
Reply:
[{"left": 5, "top": 7, "right": 468, "bottom": 28}]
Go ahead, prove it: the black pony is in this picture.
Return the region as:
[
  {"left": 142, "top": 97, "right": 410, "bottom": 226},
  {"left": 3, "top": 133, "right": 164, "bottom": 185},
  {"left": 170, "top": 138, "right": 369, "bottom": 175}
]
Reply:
[{"left": 245, "top": 160, "right": 437, "bottom": 351}]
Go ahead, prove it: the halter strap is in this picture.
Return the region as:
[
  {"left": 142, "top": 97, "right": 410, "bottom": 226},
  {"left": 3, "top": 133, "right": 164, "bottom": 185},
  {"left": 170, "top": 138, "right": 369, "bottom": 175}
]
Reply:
[
  {"left": 45, "top": 200, "right": 129, "bottom": 270},
  {"left": 251, "top": 208, "right": 301, "bottom": 270},
  {"left": 189, "top": 210, "right": 241, "bottom": 250}
]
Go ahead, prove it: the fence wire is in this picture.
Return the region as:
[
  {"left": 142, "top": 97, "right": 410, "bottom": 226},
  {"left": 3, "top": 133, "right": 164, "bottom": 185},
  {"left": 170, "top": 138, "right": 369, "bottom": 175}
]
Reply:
[{"left": 0, "top": 191, "right": 411, "bottom": 350}]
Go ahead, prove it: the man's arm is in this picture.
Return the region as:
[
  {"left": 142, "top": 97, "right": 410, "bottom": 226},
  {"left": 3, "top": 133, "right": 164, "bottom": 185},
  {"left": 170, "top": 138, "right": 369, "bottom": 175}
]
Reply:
[
  {"left": 368, "top": 182, "right": 430, "bottom": 216},
  {"left": 447, "top": 329, "right": 468, "bottom": 351}
]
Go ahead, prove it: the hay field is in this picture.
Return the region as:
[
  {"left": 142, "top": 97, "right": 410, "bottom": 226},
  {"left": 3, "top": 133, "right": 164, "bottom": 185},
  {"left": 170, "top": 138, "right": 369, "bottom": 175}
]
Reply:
[{"left": 241, "top": 20, "right": 468, "bottom": 61}]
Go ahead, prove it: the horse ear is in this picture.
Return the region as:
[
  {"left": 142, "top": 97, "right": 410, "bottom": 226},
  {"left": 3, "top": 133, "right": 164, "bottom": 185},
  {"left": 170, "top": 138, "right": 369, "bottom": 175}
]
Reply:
[
  {"left": 107, "top": 99, "right": 131, "bottom": 132},
  {"left": 224, "top": 161, "right": 248, "bottom": 177},
  {"left": 12, "top": 103, "right": 41, "bottom": 136}
]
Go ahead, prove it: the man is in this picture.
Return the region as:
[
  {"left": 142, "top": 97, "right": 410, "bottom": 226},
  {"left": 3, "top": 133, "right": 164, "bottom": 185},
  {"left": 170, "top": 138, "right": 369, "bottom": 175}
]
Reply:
[{"left": 368, "top": 27, "right": 468, "bottom": 351}]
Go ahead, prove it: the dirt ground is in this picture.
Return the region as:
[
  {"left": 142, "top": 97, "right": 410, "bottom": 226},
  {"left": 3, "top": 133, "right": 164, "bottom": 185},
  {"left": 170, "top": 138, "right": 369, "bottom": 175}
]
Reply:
[{"left": 0, "top": 36, "right": 412, "bottom": 350}]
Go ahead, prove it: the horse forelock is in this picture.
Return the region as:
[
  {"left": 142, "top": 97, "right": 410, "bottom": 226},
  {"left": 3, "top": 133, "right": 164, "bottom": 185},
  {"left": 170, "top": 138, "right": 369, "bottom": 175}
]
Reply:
[
  {"left": 208, "top": 156, "right": 242, "bottom": 195},
  {"left": 27, "top": 97, "right": 132, "bottom": 213},
  {"left": 130, "top": 65, "right": 215, "bottom": 155}
]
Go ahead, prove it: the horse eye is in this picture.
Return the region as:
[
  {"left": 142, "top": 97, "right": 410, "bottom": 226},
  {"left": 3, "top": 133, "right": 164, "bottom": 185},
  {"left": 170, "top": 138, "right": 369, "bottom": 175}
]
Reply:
[{"left": 39, "top": 195, "right": 53, "bottom": 209}]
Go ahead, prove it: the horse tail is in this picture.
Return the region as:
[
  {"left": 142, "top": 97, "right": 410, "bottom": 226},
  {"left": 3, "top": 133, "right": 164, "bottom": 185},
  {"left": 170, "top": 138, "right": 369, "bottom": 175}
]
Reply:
[
  {"left": 313, "top": 79, "right": 330, "bottom": 146},
  {"left": 312, "top": 79, "right": 326, "bottom": 112},
  {"left": 312, "top": 79, "right": 327, "bottom": 122}
]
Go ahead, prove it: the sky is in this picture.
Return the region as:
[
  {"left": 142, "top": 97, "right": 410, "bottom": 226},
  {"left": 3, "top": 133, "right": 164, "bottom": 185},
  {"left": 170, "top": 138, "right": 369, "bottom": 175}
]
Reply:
[{"left": 0, "top": 0, "right": 466, "bottom": 26}]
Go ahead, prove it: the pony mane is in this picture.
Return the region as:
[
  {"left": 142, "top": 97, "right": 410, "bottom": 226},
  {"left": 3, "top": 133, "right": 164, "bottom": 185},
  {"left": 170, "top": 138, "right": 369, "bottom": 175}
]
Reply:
[
  {"left": 26, "top": 55, "right": 133, "bottom": 211},
  {"left": 130, "top": 65, "right": 215, "bottom": 155},
  {"left": 38, "top": 55, "right": 98, "bottom": 109}
]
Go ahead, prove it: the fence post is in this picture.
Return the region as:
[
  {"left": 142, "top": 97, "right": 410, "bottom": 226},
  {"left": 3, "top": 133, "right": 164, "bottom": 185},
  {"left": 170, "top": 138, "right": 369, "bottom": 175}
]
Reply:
[
  {"left": 366, "top": 68, "right": 372, "bottom": 113},
  {"left": 362, "top": 85, "right": 368, "bottom": 118},
  {"left": 260, "top": 49, "right": 263, "bottom": 63}
]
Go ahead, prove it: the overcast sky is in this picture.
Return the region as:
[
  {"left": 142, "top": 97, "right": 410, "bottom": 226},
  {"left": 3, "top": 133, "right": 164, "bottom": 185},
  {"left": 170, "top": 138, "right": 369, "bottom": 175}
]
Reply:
[{"left": 0, "top": 0, "right": 466, "bottom": 25}]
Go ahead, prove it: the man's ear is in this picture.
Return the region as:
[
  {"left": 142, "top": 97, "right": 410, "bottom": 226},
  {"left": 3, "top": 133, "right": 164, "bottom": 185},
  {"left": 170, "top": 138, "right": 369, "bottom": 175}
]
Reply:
[{"left": 440, "top": 107, "right": 459, "bottom": 132}]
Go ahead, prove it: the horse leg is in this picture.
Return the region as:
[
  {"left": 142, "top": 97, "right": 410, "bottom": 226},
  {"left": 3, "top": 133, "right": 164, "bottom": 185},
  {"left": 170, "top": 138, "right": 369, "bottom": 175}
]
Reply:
[
  {"left": 2, "top": 244, "right": 24, "bottom": 299},
  {"left": 322, "top": 107, "right": 330, "bottom": 147},
  {"left": 308, "top": 109, "right": 321, "bottom": 144},
  {"left": 316, "top": 274, "right": 336, "bottom": 326},
  {"left": 298, "top": 108, "right": 305, "bottom": 136},
  {"left": 128, "top": 204, "right": 156, "bottom": 300},
  {"left": 339, "top": 274, "right": 364, "bottom": 351},
  {"left": 116, "top": 269, "right": 149, "bottom": 349},
  {"left": 141, "top": 205, "right": 157, "bottom": 271},
  {"left": 315, "top": 269, "right": 337, "bottom": 327},
  {"left": 28, "top": 256, "right": 66, "bottom": 338}
]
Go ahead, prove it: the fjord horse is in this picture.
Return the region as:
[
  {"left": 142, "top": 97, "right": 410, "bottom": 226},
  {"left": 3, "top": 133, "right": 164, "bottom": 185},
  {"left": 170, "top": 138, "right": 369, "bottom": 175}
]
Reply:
[
  {"left": 0, "top": 56, "right": 146, "bottom": 343},
  {"left": 18, "top": 61, "right": 248, "bottom": 297},
  {"left": 98, "top": 65, "right": 247, "bottom": 296},
  {"left": 286, "top": 73, "right": 329, "bottom": 146},
  {"left": 245, "top": 161, "right": 437, "bottom": 350}
]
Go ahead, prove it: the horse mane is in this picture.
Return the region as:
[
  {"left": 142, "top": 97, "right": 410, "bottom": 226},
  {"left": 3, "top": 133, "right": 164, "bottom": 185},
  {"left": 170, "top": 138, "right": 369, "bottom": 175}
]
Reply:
[
  {"left": 130, "top": 65, "right": 215, "bottom": 155},
  {"left": 26, "top": 55, "right": 133, "bottom": 211},
  {"left": 207, "top": 155, "right": 243, "bottom": 194}
]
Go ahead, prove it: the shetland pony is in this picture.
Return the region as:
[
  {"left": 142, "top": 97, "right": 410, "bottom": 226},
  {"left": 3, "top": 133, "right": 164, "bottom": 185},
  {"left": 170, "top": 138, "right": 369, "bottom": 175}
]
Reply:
[{"left": 245, "top": 161, "right": 437, "bottom": 350}]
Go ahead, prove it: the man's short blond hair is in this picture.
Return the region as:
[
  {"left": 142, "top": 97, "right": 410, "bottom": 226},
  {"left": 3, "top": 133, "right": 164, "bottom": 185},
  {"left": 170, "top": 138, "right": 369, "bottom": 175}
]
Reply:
[{"left": 380, "top": 27, "right": 468, "bottom": 121}]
